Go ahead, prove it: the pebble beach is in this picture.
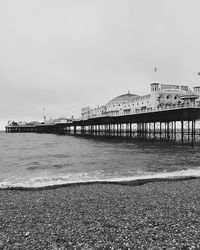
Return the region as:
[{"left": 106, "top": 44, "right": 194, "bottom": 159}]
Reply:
[{"left": 1, "top": 178, "right": 200, "bottom": 250}]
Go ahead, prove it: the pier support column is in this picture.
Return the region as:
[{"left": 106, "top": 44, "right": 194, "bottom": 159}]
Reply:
[
  {"left": 98, "top": 125, "right": 100, "bottom": 136},
  {"left": 167, "top": 122, "right": 170, "bottom": 141},
  {"left": 141, "top": 123, "right": 144, "bottom": 140},
  {"left": 188, "top": 120, "right": 190, "bottom": 143},
  {"left": 95, "top": 125, "right": 97, "bottom": 135},
  {"left": 181, "top": 120, "right": 184, "bottom": 146},
  {"left": 170, "top": 122, "right": 173, "bottom": 141},
  {"left": 159, "top": 122, "right": 162, "bottom": 141},
  {"left": 145, "top": 123, "right": 148, "bottom": 139},
  {"left": 117, "top": 124, "right": 119, "bottom": 136},
  {"left": 81, "top": 126, "right": 84, "bottom": 135},
  {"left": 191, "top": 120, "right": 195, "bottom": 147},
  {"left": 148, "top": 123, "right": 151, "bottom": 140},
  {"left": 125, "top": 124, "right": 128, "bottom": 137},
  {"left": 174, "top": 121, "right": 176, "bottom": 141},
  {"left": 153, "top": 122, "right": 156, "bottom": 141},
  {"left": 137, "top": 123, "right": 140, "bottom": 138}
]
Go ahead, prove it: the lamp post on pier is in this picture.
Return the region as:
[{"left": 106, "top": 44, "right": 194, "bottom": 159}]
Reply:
[{"left": 43, "top": 108, "right": 46, "bottom": 123}]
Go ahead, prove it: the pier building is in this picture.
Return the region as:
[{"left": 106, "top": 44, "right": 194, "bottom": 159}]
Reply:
[{"left": 81, "top": 83, "right": 200, "bottom": 119}]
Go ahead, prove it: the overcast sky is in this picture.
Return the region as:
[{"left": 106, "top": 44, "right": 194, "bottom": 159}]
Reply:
[{"left": 1, "top": 0, "right": 200, "bottom": 129}]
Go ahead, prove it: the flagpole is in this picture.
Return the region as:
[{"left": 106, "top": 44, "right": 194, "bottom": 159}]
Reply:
[{"left": 154, "top": 67, "right": 157, "bottom": 83}]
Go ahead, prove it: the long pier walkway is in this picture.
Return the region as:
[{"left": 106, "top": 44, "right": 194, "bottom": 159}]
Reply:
[{"left": 5, "top": 107, "right": 200, "bottom": 147}]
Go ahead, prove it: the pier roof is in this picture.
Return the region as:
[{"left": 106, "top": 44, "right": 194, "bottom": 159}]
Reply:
[{"left": 107, "top": 92, "right": 139, "bottom": 105}]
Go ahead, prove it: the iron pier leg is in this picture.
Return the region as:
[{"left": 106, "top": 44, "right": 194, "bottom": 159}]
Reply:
[
  {"left": 191, "top": 120, "right": 195, "bottom": 148},
  {"left": 167, "top": 122, "right": 170, "bottom": 142},
  {"left": 149, "top": 122, "right": 151, "bottom": 140},
  {"left": 174, "top": 121, "right": 176, "bottom": 141},
  {"left": 153, "top": 122, "right": 156, "bottom": 141},
  {"left": 145, "top": 123, "right": 148, "bottom": 140},
  {"left": 181, "top": 120, "right": 184, "bottom": 146},
  {"left": 171, "top": 122, "right": 173, "bottom": 140},
  {"left": 138, "top": 123, "right": 141, "bottom": 139},
  {"left": 125, "top": 124, "right": 128, "bottom": 137},
  {"left": 142, "top": 123, "right": 145, "bottom": 141},
  {"left": 117, "top": 124, "right": 119, "bottom": 136},
  {"left": 159, "top": 122, "right": 162, "bottom": 141},
  {"left": 188, "top": 120, "right": 190, "bottom": 143},
  {"left": 144, "top": 123, "right": 146, "bottom": 139}
]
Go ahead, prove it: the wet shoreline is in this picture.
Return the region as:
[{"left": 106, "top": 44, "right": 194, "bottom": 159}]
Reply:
[{"left": 0, "top": 175, "right": 199, "bottom": 191}]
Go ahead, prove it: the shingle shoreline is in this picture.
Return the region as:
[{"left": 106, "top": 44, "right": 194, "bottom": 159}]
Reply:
[
  {"left": 1, "top": 175, "right": 198, "bottom": 191},
  {"left": 1, "top": 179, "right": 200, "bottom": 249}
]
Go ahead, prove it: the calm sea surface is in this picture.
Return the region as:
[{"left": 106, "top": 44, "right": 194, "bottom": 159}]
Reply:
[{"left": 0, "top": 132, "right": 200, "bottom": 188}]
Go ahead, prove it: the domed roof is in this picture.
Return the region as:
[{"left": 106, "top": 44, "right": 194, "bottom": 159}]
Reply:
[{"left": 107, "top": 91, "right": 140, "bottom": 105}]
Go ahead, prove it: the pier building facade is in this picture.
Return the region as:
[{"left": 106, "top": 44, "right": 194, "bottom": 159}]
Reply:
[{"left": 81, "top": 83, "right": 200, "bottom": 119}]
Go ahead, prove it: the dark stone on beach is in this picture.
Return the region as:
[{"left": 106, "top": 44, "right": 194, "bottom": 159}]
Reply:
[{"left": 1, "top": 179, "right": 200, "bottom": 249}]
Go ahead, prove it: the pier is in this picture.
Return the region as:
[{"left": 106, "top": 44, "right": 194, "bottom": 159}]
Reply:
[
  {"left": 5, "top": 106, "right": 200, "bottom": 147},
  {"left": 6, "top": 82, "right": 200, "bottom": 146}
]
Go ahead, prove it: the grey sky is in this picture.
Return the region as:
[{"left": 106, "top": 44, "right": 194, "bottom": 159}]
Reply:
[{"left": 1, "top": 0, "right": 200, "bottom": 129}]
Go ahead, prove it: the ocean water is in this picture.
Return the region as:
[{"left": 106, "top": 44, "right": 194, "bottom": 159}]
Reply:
[{"left": 0, "top": 131, "right": 200, "bottom": 188}]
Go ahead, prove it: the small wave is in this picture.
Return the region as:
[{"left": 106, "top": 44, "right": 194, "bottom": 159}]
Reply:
[
  {"left": 26, "top": 163, "right": 69, "bottom": 171},
  {"left": 1, "top": 168, "right": 200, "bottom": 190},
  {"left": 26, "top": 166, "right": 40, "bottom": 170},
  {"left": 54, "top": 153, "right": 69, "bottom": 158}
]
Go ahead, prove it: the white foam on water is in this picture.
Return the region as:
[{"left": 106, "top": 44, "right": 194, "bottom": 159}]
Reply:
[
  {"left": 109, "top": 168, "right": 200, "bottom": 182},
  {"left": 1, "top": 168, "right": 200, "bottom": 189}
]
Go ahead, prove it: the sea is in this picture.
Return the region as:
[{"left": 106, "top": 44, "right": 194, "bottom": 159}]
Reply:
[{"left": 0, "top": 131, "right": 200, "bottom": 188}]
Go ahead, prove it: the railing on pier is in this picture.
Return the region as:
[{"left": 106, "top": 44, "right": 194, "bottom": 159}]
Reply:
[{"left": 83, "top": 103, "right": 199, "bottom": 120}]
